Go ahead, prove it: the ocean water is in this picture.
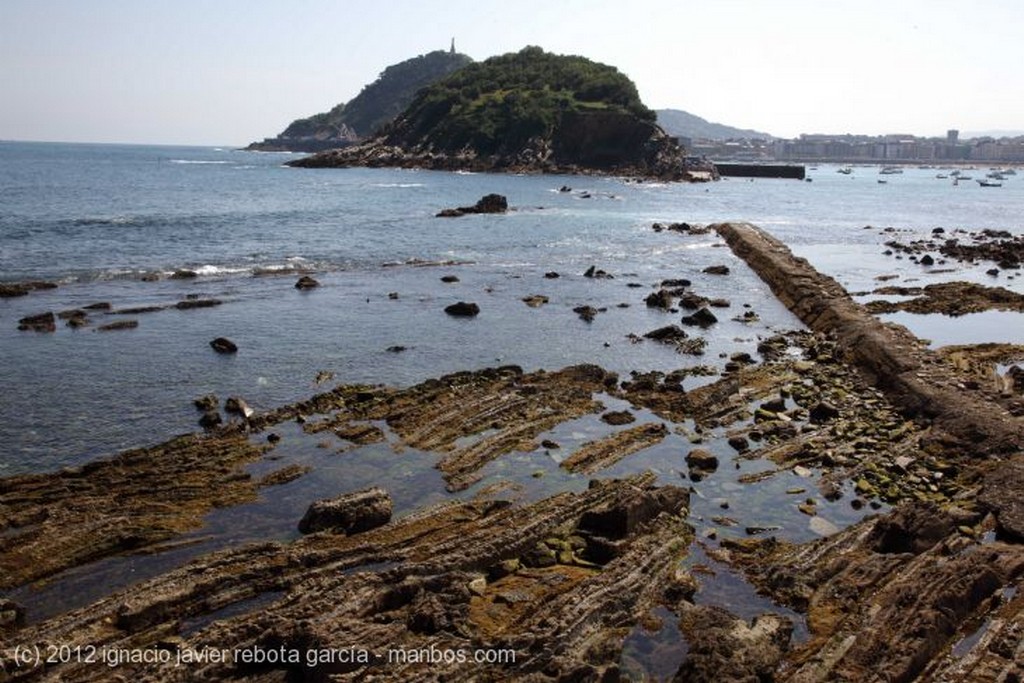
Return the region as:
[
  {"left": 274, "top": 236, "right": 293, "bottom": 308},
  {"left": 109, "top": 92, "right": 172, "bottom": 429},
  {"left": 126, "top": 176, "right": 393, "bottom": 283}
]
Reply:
[
  {"left": 1, "top": 141, "right": 1022, "bottom": 476},
  {"left": 3, "top": 142, "right": 1024, "bottom": 626}
]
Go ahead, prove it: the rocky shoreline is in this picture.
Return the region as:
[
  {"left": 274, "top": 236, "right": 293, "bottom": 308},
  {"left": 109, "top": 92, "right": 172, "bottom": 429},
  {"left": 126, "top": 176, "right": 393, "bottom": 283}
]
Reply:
[{"left": 1, "top": 222, "right": 1022, "bottom": 681}]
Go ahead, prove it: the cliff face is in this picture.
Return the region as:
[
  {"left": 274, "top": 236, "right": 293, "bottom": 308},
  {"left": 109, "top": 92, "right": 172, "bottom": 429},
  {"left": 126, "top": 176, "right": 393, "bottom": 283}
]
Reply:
[
  {"left": 248, "top": 50, "right": 473, "bottom": 152},
  {"left": 289, "top": 47, "right": 689, "bottom": 179}
]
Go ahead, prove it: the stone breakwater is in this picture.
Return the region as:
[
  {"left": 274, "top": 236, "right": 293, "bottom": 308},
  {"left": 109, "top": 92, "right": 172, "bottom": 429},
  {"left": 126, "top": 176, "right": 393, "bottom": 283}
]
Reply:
[
  {"left": 1, "top": 222, "right": 1023, "bottom": 681},
  {"left": 711, "top": 221, "right": 1024, "bottom": 682}
]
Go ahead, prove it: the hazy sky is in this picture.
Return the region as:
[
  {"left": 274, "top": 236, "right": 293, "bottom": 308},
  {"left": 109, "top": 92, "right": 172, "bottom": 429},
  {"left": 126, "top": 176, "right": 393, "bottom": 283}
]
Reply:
[{"left": 2, "top": 0, "right": 1021, "bottom": 145}]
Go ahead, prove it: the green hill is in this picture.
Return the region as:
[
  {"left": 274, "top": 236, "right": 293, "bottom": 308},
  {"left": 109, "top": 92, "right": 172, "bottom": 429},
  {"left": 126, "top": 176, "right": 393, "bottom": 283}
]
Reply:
[
  {"left": 655, "top": 109, "right": 773, "bottom": 141},
  {"left": 248, "top": 49, "right": 473, "bottom": 152},
  {"left": 291, "top": 47, "right": 687, "bottom": 177}
]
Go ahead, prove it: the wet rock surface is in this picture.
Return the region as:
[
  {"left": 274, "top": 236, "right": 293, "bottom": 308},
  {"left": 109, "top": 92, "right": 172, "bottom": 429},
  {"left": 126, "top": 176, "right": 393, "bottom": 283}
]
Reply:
[
  {"left": 436, "top": 193, "right": 508, "bottom": 217},
  {"left": 2, "top": 220, "right": 1022, "bottom": 681},
  {"left": 297, "top": 487, "right": 393, "bottom": 535},
  {"left": 443, "top": 301, "right": 480, "bottom": 317},
  {"left": 867, "top": 281, "right": 1024, "bottom": 315}
]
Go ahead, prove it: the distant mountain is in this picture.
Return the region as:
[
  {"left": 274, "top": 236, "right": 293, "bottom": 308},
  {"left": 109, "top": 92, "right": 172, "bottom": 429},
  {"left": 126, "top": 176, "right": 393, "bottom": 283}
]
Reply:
[
  {"left": 291, "top": 47, "right": 690, "bottom": 179},
  {"left": 962, "top": 130, "right": 1024, "bottom": 140},
  {"left": 656, "top": 109, "right": 773, "bottom": 141},
  {"left": 248, "top": 49, "right": 473, "bottom": 152}
]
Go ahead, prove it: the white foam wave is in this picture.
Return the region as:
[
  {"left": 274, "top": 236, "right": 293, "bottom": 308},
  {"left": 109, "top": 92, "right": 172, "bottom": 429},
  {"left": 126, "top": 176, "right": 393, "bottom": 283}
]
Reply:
[
  {"left": 168, "top": 159, "right": 231, "bottom": 165},
  {"left": 371, "top": 183, "right": 426, "bottom": 188},
  {"left": 194, "top": 264, "right": 251, "bottom": 276}
]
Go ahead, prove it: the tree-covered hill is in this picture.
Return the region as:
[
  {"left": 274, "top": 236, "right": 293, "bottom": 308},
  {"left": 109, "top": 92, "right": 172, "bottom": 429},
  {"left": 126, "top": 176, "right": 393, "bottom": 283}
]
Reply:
[
  {"left": 248, "top": 49, "right": 473, "bottom": 152},
  {"left": 383, "top": 46, "right": 656, "bottom": 155},
  {"left": 292, "top": 47, "right": 688, "bottom": 178}
]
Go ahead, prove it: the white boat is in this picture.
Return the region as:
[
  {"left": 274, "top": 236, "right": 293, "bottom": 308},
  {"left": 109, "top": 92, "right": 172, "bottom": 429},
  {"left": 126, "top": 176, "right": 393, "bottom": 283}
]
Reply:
[
  {"left": 978, "top": 179, "right": 1002, "bottom": 187},
  {"left": 837, "top": 167, "right": 853, "bottom": 175},
  {"left": 879, "top": 166, "right": 903, "bottom": 175}
]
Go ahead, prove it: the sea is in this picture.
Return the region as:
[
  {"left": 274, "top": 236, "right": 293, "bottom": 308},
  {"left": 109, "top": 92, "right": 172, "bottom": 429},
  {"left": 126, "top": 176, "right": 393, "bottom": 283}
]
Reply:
[{"left": 2, "top": 141, "right": 1022, "bottom": 627}]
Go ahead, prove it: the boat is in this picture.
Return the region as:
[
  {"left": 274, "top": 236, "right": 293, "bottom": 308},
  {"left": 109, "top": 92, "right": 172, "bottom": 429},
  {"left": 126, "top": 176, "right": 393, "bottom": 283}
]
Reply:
[
  {"left": 837, "top": 167, "right": 853, "bottom": 175},
  {"left": 877, "top": 179, "right": 888, "bottom": 184},
  {"left": 879, "top": 166, "right": 903, "bottom": 175},
  {"left": 987, "top": 172, "right": 1007, "bottom": 180},
  {"left": 1002, "top": 168, "right": 1017, "bottom": 176},
  {"left": 936, "top": 174, "right": 948, "bottom": 179},
  {"left": 978, "top": 179, "right": 1002, "bottom": 187}
]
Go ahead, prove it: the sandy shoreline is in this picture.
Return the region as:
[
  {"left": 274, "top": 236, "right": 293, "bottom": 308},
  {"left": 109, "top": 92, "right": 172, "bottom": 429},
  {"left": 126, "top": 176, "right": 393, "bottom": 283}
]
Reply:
[{"left": 2, "top": 222, "right": 1023, "bottom": 681}]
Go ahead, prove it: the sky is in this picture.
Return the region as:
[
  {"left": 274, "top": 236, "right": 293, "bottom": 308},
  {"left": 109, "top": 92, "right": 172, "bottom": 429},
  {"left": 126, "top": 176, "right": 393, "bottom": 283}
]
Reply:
[{"left": 1, "top": 0, "right": 1022, "bottom": 146}]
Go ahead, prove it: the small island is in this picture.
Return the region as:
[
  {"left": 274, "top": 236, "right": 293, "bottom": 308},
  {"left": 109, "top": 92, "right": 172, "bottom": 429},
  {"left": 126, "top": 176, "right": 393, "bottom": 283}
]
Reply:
[
  {"left": 248, "top": 48, "right": 473, "bottom": 152},
  {"left": 288, "top": 47, "right": 701, "bottom": 179}
]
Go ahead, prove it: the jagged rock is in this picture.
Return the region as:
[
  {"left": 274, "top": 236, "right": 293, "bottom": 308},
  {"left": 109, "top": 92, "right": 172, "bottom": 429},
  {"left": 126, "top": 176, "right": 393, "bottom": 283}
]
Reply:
[
  {"left": 169, "top": 269, "right": 198, "bottom": 279},
  {"left": 809, "top": 400, "right": 840, "bottom": 423},
  {"left": 436, "top": 194, "right": 508, "bottom": 217},
  {"left": 522, "top": 294, "right": 549, "bottom": 307},
  {"left": 17, "top": 311, "right": 57, "bottom": 332},
  {"left": 703, "top": 265, "right": 730, "bottom": 275},
  {"left": 193, "top": 394, "right": 219, "bottom": 412},
  {"left": 544, "top": 271, "right": 560, "bottom": 279},
  {"left": 297, "top": 486, "right": 393, "bottom": 535},
  {"left": 680, "top": 307, "right": 718, "bottom": 328},
  {"left": 57, "top": 308, "right": 87, "bottom": 320},
  {"left": 868, "top": 502, "right": 954, "bottom": 554},
  {"left": 577, "top": 482, "right": 688, "bottom": 548},
  {"left": 444, "top": 301, "right": 480, "bottom": 317},
  {"left": 583, "top": 265, "right": 614, "bottom": 279},
  {"left": 601, "top": 410, "right": 636, "bottom": 425},
  {"left": 727, "top": 436, "right": 749, "bottom": 452},
  {"left": 225, "top": 397, "right": 254, "bottom": 420},
  {"left": 685, "top": 448, "right": 719, "bottom": 473},
  {"left": 0, "top": 598, "right": 25, "bottom": 629},
  {"left": 573, "top": 305, "right": 599, "bottom": 322},
  {"left": 0, "top": 283, "right": 30, "bottom": 298},
  {"left": 440, "top": 275, "right": 460, "bottom": 283},
  {"left": 920, "top": 254, "right": 935, "bottom": 266},
  {"left": 661, "top": 278, "right": 692, "bottom": 288},
  {"left": 645, "top": 289, "right": 674, "bottom": 309},
  {"left": 295, "top": 275, "right": 320, "bottom": 289},
  {"left": 980, "top": 459, "right": 1024, "bottom": 541},
  {"left": 198, "top": 410, "right": 222, "bottom": 429},
  {"left": 644, "top": 325, "right": 688, "bottom": 342},
  {"left": 83, "top": 302, "right": 112, "bottom": 310},
  {"left": 386, "top": 345, "right": 407, "bottom": 353},
  {"left": 673, "top": 605, "right": 792, "bottom": 683},
  {"left": 678, "top": 292, "right": 706, "bottom": 310},
  {"left": 210, "top": 337, "right": 238, "bottom": 354}
]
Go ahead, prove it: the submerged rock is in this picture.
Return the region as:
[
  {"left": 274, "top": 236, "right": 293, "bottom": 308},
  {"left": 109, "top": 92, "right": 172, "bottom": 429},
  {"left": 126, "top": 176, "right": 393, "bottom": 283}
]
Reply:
[
  {"left": 573, "top": 305, "right": 599, "bottom": 322},
  {"left": 297, "top": 486, "right": 393, "bottom": 535},
  {"left": 295, "top": 275, "right": 320, "bottom": 290},
  {"left": 193, "top": 394, "right": 219, "bottom": 412},
  {"left": 210, "top": 337, "right": 238, "bottom": 354},
  {"left": 645, "top": 289, "right": 674, "bottom": 309},
  {"left": 175, "top": 298, "right": 222, "bottom": 310},
  {"left": 680, "top": 307, "right": 718, "bottom": 328},
  {"left": 444, "top": 301, "right": 480, "bottom": 317},
  {"left": 436, "top": 194, "right": 508, "bottom": 217},
  {"left": 17, "top": 311, "right": 56, "bottom": 332},
  {"left": 601, "top": 410, "right": 636, "bottom": 425},
  {"left": 97, "top": 320, "right": 139, "bottom": 332},
  {"left": 703, "top": 265, "right": 731, "bottom": 275}
]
